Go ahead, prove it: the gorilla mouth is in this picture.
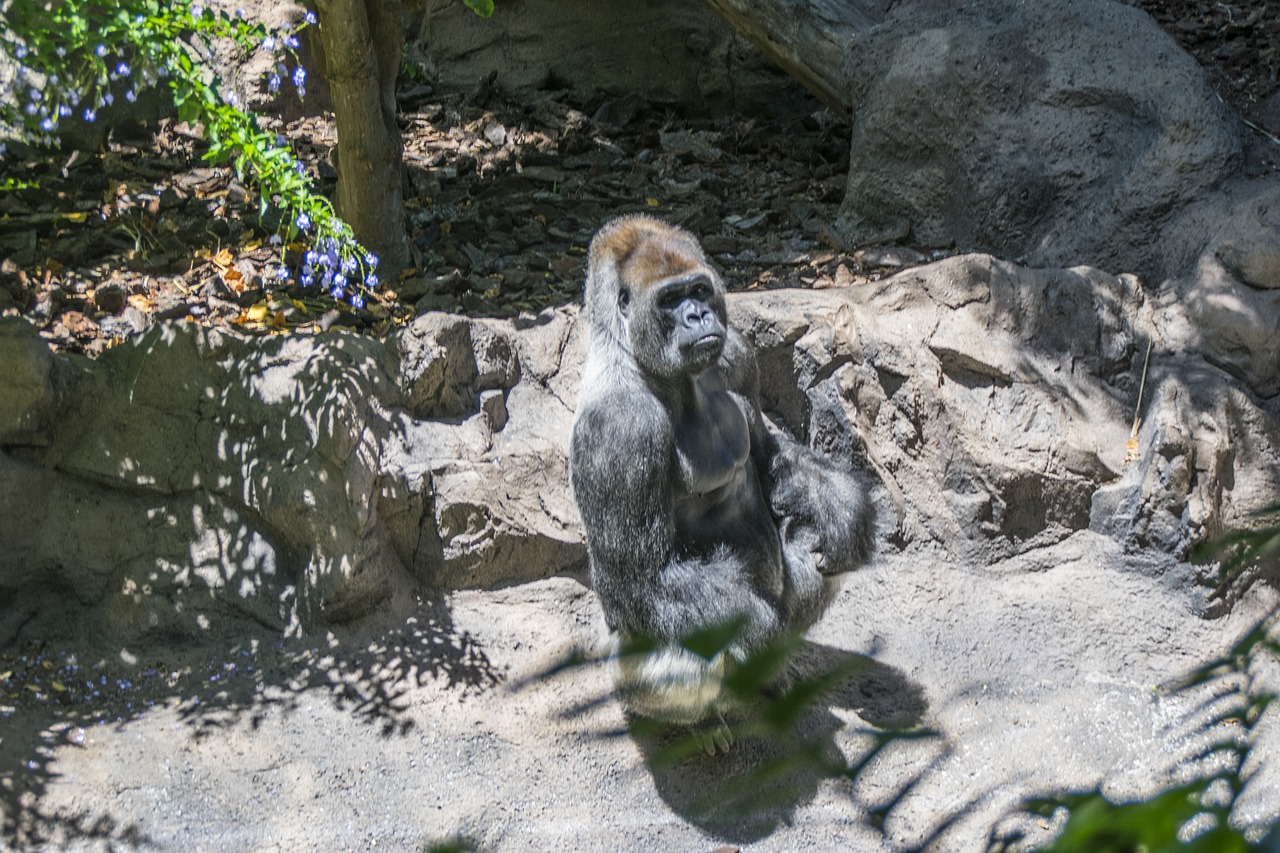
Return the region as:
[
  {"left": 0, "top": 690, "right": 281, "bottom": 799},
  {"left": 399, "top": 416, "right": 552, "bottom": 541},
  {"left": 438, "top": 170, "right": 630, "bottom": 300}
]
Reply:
[{"left": 693, "top": 332, "right": 723, "bottom": 348}]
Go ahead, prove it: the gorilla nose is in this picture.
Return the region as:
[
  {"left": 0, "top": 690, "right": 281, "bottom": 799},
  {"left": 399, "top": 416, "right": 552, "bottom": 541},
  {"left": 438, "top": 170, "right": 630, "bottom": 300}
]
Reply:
[{"left": 682, "top": 301, "right": 711, "bottom": 327}]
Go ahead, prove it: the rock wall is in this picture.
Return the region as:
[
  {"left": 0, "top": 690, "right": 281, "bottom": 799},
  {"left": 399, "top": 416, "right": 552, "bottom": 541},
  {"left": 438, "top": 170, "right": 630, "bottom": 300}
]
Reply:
[{"left": 3, "top": 250, "right": 1277, "bottom": 647}]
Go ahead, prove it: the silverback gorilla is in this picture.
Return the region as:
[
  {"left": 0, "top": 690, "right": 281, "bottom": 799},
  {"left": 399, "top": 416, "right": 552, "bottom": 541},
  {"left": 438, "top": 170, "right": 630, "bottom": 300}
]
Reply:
[{"left": 570, "top": 215, "right": 875, "bottom": 749}]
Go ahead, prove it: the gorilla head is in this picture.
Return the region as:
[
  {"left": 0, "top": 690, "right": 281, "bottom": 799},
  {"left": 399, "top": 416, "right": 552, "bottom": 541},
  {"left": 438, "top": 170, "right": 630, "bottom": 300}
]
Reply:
[{"left": 585, "top": 214, "right": 729, "bottom": 378}]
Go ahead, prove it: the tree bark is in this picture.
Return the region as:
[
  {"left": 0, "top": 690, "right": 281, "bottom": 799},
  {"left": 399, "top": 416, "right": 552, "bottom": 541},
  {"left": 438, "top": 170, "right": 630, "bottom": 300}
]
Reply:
[
  {"left": 697, "top": 0, "right": 884, "bottom": 117},
  {"left": 313, "top": 0, "right": 410, "bottom": 279}
]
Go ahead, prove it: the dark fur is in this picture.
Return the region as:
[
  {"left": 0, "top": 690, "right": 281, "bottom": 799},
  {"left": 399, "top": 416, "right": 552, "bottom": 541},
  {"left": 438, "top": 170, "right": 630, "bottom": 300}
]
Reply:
[{"left": 570, "top": 215, "right": 875, "bottom": 724}]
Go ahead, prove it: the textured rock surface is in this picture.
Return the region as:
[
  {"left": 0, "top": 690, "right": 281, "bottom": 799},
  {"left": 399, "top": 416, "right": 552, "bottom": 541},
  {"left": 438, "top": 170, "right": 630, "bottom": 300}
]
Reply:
[
  {"left": 836, "top": 0, "right": 1244, "bottom": 281},
  {"left": 4, "top": 250, "right": 1278, "bottom": 648},
  {"left": 412, "top": 0, "right": 807, "bottom": 117}
]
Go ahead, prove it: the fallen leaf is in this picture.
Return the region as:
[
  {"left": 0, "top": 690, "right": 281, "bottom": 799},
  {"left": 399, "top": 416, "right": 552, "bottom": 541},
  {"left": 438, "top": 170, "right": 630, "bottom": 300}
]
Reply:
[{"left": 246, "top": 303, "right": 269, "bottom": 322}]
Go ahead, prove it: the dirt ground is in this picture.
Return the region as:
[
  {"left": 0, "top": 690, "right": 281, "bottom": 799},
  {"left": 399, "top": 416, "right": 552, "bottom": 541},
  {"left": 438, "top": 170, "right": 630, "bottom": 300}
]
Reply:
[{"left": 3, "top": 537, "right": 1277, "bottom": 851}]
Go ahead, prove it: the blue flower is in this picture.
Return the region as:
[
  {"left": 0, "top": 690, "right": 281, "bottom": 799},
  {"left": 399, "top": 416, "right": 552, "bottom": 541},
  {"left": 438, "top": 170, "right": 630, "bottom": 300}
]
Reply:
[
  {"left": 284, "top": 35, "right": 300, "bottom": 49},
  {"left": 40, "top": 117, "right": 54, "bottom": 131},
  {"left": 269, "top": 233, "right": 282, "bottom": 246},
  {"left": 103, "top": 93, "right": 114, "bottom": 105},
  {"left": 15, "top": 45, "right": 27, "bottom": 59},
  {"left": 262, "top": 36, "right": 277, "bottom": 51},
  {"left": 330, "top": 285, "right": 344, "bottom": 300},
  {"left": 292, "top": 67, "right": 306, "bottom": 87},
  {"left": 304, "top": 250, "right": 318, "bottom": 265},
  {"left": 295, "top": 212, "right": 311, "bottom": 230},
  {"left": 117, "top": 62, "right": 130, "bottom": 77},
  {"left": 95, "top": 44, "right": 107, "bottom": 57},
  {"left": 334, "top": 273, "right": 348, "bottom": 288},
  {"left": 364, "top": 252, "right": 378, "bottom": 267},
  {"left": 58, "top": 105, "right": 71, "bottom": 117},
  {"left": 305, "top": 10, "right": 317, "bottom": 24},
  {"left": 275, "top": 266, "right": 289, "bottom": 280},
  {"left": 365, "top": 273, "right": 379, "bottom": 288},
  {"left": 341, "top": 256, "right": 357, "bottom": 273},
  {"left": 300, "top": 274, "right": 314, "bottom": 287},
  {"left": 351, "top": 294, "right": 365, "bottom": 309},
  {"left": 125, "top": 89, "right": 136, "bottom": 103},
  {"left": 84, "top": 108, "right": 96, "bottom": 122}
]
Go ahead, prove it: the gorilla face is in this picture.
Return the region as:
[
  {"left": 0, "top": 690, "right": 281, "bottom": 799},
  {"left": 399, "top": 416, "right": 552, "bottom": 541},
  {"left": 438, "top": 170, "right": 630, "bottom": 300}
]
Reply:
[{"left": 625, "top": 272, "right": 728, "bottom": 378}]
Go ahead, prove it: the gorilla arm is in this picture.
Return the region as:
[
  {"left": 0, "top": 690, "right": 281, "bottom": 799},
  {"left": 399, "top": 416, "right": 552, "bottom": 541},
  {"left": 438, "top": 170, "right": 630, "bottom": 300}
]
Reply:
[
  {"left": 570, "top": 391, "right": 780, "bottom": 652},
  {"left": 718, "top": 328, "right": 876, "bottom": 579},
  {"left": 570, "top": 388, "right": 787, "bottom": 726}
]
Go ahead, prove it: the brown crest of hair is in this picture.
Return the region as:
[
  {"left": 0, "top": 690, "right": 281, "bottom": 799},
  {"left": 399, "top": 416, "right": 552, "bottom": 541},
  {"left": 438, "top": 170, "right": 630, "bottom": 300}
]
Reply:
[{"left": 591, "top": 215, "right": 707, "bottom": 292}]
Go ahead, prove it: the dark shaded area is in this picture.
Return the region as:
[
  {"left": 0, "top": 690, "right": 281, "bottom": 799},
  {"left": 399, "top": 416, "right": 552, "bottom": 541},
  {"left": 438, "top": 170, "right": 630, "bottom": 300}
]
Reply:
[
  {"left": 1128, "top": 0, "right": 1280, "bottom": 146},
  {"left": 633, "top": 642, "right": 930, "bottom": 844}
]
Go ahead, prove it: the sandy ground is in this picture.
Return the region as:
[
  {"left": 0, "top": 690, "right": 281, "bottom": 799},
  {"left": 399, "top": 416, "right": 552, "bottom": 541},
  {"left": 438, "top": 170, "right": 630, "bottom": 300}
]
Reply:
[{"left": 3, "top": 530, "right": 1277, "bottom": 851}]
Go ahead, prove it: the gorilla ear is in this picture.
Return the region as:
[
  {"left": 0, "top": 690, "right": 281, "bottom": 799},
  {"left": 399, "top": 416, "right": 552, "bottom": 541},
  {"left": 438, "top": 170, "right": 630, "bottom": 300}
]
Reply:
[{"left": 618, "top": 287, "right": 631, "bottom": 314}]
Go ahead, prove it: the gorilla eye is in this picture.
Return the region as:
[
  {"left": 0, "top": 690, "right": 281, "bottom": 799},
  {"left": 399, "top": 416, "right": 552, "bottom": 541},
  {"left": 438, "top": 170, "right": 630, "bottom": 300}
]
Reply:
[{"left": 618, "top": 288, "right": 631, "bottom": 311}]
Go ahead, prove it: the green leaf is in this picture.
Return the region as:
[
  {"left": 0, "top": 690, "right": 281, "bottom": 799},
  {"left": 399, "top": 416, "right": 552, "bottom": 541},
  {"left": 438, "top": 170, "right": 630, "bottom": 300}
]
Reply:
[{"left": 462, "top": 0, "right": 494, "bottom": 18}]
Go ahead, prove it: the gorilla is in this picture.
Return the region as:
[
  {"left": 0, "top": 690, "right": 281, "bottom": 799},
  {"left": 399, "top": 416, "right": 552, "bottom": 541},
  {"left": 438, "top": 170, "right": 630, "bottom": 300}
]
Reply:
[{"left": 569, "top": 215, "right": 875, "bottom": 750}]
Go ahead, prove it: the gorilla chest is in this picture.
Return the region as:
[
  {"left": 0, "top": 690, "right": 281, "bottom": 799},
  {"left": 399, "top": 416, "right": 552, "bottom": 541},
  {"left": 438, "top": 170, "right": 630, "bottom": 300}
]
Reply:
[{"left": 673, "top": 387, "right": 751, "bottom": 497}]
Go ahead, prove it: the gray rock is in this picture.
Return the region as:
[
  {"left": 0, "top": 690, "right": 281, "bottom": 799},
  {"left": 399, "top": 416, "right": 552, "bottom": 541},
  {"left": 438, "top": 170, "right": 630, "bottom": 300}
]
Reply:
[
  {"left": 2, "top": 252, "right": 1277, "bottom": 647},
  {"left": 836, "top": 0, "right": 1242, "bottom": 281},
  {"left": 0, "top": 317, "right": 54, "bottom": 445}
]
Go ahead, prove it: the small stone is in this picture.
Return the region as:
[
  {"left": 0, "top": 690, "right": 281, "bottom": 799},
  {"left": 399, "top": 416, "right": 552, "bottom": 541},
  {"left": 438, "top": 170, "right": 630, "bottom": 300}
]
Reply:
[{"left": 94, "top": 284, "right": 127, "bottom": 315}]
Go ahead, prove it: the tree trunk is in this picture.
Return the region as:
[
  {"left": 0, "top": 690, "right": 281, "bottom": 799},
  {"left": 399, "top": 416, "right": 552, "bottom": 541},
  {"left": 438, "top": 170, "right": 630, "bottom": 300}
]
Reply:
[
  {"left": 314, "top": 0, "right": 410, "bottom": 279},
  {"left": 697, "top": 0, "right": 884, "bottom": 117}
]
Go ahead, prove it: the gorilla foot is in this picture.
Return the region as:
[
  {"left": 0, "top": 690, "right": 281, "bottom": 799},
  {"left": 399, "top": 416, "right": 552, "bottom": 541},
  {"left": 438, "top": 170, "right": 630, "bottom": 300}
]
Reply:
[{"left": 691, "top": 712, "right": 734, "bottom": 755}]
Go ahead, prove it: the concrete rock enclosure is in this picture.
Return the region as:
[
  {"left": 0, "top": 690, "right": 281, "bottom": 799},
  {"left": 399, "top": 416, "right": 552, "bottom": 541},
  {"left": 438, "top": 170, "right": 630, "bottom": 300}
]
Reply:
[{"left": 2, "top": 247, "right": 1277, "bottom": 645}]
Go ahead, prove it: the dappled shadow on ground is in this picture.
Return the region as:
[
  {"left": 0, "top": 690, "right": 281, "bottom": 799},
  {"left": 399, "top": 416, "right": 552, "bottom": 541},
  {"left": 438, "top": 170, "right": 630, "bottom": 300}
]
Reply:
[
  {"left": 630, "top": 642, "right": 930, "bottom": 845},
  {"left": 0, "top": 596, "right": 501, "bottom": 849}
]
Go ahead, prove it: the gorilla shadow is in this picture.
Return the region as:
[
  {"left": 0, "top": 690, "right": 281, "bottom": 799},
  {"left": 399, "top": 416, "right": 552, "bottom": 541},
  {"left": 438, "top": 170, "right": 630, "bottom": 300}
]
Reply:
[{"left": 632, "top": 641, "right": 928, "bottom": 844}]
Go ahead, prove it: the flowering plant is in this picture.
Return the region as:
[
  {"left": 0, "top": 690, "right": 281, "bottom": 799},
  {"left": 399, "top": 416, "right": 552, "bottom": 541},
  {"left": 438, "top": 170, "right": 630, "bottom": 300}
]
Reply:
[{"left": 0, "top": 0, "right": 379, "bottom": 308}]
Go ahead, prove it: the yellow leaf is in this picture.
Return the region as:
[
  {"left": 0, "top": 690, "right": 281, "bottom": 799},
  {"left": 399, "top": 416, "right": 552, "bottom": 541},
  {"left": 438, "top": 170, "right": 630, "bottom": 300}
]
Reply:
[
  {"left": 52, "top": 681, "right": 67, "bottom": 692},
  {"left": 58, "top": 211, "right": 89, "bottom": 224},
  {"left": 246, "top": 303, "right": 269, "bottom": 322},
  {"left": 646, "top": 198, "right": 660, "bottom": 207},
  {"left": 0, "top": 671, "right": 10, "bottom": 681},
  {"left": 242, "top": 239, "right": 262, "bottom": 250}
]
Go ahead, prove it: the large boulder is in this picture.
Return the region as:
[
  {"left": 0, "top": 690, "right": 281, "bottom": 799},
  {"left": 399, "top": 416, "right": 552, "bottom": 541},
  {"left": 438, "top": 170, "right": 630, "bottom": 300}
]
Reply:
[{"left": 836, "top": 0, "right": 1243, "bottom": 281}]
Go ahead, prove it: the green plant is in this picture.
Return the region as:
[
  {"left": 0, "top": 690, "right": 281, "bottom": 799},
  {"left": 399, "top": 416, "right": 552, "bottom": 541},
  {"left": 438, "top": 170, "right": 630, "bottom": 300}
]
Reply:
[{"left": 1, "top": 0, "right": 379, "bottom": 307}]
